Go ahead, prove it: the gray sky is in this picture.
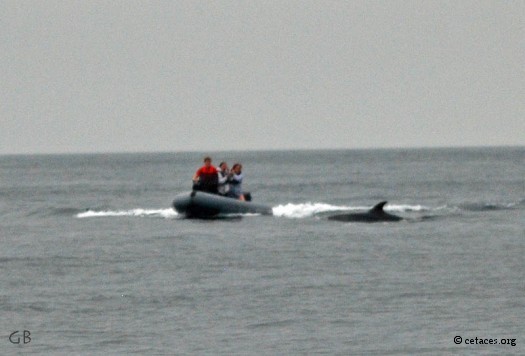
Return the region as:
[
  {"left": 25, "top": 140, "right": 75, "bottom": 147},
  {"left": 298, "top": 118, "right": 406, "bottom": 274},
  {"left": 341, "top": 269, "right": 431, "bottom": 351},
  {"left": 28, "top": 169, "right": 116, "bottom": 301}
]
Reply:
[{"left": 1, "top": 0, "right": 524, "bottom": 154}]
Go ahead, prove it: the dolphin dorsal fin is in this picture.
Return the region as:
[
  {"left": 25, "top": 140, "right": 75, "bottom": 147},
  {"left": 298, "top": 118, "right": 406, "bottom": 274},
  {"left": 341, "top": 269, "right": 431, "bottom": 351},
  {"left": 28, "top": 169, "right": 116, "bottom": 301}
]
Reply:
[{"left": 371, "top": 201, "right": 387, "bottom": 212}]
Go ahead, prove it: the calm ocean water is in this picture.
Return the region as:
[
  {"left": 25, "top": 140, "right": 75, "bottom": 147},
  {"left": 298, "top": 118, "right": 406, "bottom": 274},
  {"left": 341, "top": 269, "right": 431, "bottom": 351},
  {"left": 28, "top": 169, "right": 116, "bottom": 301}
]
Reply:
[{"left": 1, "top": 148, "right": 524, "bottom": 355}]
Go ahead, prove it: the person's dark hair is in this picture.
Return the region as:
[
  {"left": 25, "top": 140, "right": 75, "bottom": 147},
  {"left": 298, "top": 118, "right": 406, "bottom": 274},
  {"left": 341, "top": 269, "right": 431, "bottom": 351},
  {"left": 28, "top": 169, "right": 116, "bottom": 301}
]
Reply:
[{"left": 203, "top": 156, "right": 212, "bottom": 162}]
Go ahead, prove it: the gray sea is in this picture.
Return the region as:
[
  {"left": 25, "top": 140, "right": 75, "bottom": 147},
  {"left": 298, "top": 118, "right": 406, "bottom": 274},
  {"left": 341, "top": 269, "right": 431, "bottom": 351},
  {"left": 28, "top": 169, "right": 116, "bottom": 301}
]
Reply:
[{"left": 1, "top": 147, "right": 524, "bottom": 355}]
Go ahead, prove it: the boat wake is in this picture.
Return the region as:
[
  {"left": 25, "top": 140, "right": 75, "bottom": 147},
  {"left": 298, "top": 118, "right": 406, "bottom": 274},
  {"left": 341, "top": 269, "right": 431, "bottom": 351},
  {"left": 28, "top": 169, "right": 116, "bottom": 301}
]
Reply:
[
  {"left": 74, "top": 203, "right": 430, "bottom": 219},
  {"left": 272, "top": 202, "right": 430, "bottom": 218},
  {"left": 76, "top": 208, "right": 178, "bottom": 219},
  {"left": 73, "top": 199, "right": 522, "bottom": 220}
]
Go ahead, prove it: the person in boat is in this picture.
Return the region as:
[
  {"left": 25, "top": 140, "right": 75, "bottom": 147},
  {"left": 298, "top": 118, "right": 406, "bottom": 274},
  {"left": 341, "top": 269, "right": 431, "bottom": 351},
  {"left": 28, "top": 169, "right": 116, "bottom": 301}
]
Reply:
[
  {"left": 192, "top": 156, "right": 218, "bottom": 194},
  {"left": 217, "top": 162, "right": 231, "bottom": 196},
  {"left": 227, "top": 163, "right": 245, "bottom": 201}
]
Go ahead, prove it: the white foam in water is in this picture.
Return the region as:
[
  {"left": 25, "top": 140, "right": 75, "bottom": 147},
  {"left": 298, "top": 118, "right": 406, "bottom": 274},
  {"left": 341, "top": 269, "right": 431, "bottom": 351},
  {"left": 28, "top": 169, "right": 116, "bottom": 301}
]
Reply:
[
  {"left": 272, "top": 203, "right": 364, "bottom": 218},
  {"left": 272, "top": 202, "right": 431, "bottom": 218},
  {"left": 75, "top": 204, "right": 429, "bottom": 219},
  {"left": 384, "top": 204, "right": 430, "bottom": 212},
  {"left": 76, "top": 208, "right": 178, "bottom": 219}
]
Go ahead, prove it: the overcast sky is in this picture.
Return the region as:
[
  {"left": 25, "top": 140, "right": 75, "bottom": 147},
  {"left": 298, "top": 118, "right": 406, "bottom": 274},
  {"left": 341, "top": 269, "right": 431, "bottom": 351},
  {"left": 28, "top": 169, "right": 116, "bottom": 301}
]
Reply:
[{"left": 1, "top": 0, "right": 523, "bottom": 154}]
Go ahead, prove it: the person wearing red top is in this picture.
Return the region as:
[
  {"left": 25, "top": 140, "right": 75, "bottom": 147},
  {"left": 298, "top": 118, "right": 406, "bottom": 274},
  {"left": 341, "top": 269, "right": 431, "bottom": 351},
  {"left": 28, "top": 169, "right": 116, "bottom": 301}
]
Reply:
[{"left": 192, "top": 156, "right": 218, "bottom": 193}]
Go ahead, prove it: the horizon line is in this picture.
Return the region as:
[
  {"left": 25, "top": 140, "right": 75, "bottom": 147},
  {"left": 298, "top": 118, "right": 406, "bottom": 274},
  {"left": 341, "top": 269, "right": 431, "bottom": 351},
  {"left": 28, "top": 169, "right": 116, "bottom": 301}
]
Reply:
[{"left": 1, "top": 143, "right": 523, "bottom": 157}]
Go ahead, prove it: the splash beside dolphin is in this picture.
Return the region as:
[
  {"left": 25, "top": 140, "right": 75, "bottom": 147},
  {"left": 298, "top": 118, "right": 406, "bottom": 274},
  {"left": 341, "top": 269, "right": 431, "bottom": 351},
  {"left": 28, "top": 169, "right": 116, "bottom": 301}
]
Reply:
[{"left": 327, "top": 201, "right": 402, "bottom": 223}]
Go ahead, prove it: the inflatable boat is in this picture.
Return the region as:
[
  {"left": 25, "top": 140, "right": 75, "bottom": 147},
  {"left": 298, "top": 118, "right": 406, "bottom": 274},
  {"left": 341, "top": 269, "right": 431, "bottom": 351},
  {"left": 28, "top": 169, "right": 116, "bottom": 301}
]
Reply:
[{"left": 172, "top": 191, "right": 273, "bottom": 218}]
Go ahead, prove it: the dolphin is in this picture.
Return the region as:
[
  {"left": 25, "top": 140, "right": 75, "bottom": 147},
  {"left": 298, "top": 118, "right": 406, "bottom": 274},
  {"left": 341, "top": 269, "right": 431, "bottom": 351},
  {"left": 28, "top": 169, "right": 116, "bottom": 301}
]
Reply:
[{"left": 327, "top": 201, "right": 402, "bottom": 223}]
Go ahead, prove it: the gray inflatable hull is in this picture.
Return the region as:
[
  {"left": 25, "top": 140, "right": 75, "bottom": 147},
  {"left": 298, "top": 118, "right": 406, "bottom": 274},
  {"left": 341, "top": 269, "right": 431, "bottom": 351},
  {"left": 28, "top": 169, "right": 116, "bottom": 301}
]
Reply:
[{"left": 173, "top": 191, "right": 273, "bottom": 218}]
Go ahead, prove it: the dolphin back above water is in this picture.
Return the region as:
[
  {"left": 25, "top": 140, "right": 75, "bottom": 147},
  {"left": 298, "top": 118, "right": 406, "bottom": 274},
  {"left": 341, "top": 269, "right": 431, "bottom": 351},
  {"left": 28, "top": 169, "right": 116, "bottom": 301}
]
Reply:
[{"left": 327, "top": 201, "right": 402, "bottom": 223}]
